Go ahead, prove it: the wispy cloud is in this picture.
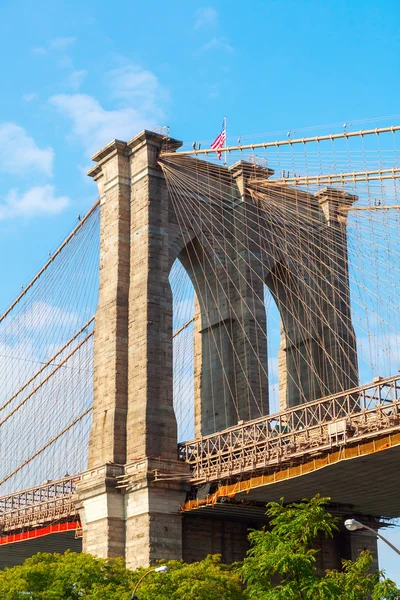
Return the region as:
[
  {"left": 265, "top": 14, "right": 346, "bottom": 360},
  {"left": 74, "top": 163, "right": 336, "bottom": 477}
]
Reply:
[
  {"left": 107, "top": 64, "right": 166, "bottom": 114},
  {"left": 0, "top": 339, "right": 39, "bottom": 401},
  {"left": 31, "top": 47, "right": 46, "bottom": 55},
  {"left": 201, "top": 37, "right": 235, "bottom": 53},
  {"left": 66, "top": 69, "right": 87, "bottom": 91},
  {"left": 48, "top": 37, "right": 76, "bottom": 51},
  {"left": 58, "top": 55, "right": 74, "bottom": 69},
  {"left": 22, "top": 93, "right": 39, "bottom": 103},
  {"left": 50, "top": 62, "right": 166, "bottom": 156},
  {"left": 6, "top": 301, "right": 79, "bottom": 333},
  {"left": 195, "top": 7, "right": 218, "bottom": 29},
  {"left": 31, "top": 36, "right": 76, "bottom": 56},
  {"left": 0, "top": 123, "right": 54, "bottom": 177},
  {"left": 0, "top": 185, "right": 69, "bottom": 221},
  {"left": 50, "top": 94, "right": 158, "bottom": 157},
  {"left": 207, "top": 83, "right": 220, "bottom": 99}
]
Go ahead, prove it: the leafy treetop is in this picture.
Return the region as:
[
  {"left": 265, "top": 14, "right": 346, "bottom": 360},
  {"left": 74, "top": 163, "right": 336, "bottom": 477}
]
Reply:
[
  {"left": 240, "top": 495, "right": 400, "bottom": 600},
  {"left": 0, "top": 496, "right": 398, "bottom": 599}
]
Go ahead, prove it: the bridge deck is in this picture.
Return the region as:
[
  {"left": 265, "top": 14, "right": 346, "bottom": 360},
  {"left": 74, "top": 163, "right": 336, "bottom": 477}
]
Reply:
[
  {"left": 1, "top": 376, "right": 400, "bottom": 536},
  {"left": 182, "top": 432, "right": 400, "bottom": 519},
  {"left": 178, "top": 374, "right": 400, "bottom": 485},
  {"left": 233, "top": 434, "right": 400, "bottom": 518}
]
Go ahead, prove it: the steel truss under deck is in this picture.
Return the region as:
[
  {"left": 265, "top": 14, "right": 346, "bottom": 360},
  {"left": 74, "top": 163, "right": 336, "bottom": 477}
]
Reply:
[
  {"left": 178, "top": 374, "right": 400, "bottom": 484},
  {"left": 1, "top": 375, "right": 400, "bottom": 534}
]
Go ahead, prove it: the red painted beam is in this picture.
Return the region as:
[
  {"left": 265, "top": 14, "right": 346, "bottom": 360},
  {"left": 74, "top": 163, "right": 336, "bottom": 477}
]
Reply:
[{"left": 0, "top": 521, "right": 81, "bottom": 545}]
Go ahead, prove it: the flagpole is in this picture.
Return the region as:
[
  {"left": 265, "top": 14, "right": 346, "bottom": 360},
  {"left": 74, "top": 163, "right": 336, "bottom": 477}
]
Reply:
[{"left": 224, "top": 116, "right": 227, "bottom": 166}]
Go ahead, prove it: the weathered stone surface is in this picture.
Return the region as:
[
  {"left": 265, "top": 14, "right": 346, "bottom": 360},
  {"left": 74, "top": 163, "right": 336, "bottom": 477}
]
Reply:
[
  {"left": 79, "top": 132, "right": 189, "bottom": 567},
  {"left": 79, "top": 131, "right": 360, "bottom": 568},
  {"left": 77, "top": 464, "right": 125, "bottom": 559},
  {"left": 87, "top": 141, "right": 131, "bottom": 467}
]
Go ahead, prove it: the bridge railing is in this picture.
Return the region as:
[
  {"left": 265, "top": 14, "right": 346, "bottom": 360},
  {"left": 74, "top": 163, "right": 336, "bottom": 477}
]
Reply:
[
  {"left": 178, "top": 374, "right": 400, "bottom": 483},
  {"left": 2, "top": 375, "right": 400, "bottom": 529},
  {"left": 0, "top": 475, "right": 80, "bottom": 532}
]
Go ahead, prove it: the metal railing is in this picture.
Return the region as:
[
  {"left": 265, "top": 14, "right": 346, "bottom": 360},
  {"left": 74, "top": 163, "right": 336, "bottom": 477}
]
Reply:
[
  {"left": 2, "top": 374, "right": 400, "bottom": 532},
  {"left": 178, "top": 374, "right": 400, "bottom": 483},
  {"left": 0, "top": 475, "right": 80, "bottom": 532}
]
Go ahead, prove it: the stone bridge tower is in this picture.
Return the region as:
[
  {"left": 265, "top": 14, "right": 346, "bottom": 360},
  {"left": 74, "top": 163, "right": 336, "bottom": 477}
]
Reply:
[{"left": 77, "top": 131, "right": 359, "bottom": 569}]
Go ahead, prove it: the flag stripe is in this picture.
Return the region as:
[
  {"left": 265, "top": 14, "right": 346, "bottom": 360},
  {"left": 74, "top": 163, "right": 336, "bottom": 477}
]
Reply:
[{"left": 211, "top": 120, "right": 226, "bottom": 159}]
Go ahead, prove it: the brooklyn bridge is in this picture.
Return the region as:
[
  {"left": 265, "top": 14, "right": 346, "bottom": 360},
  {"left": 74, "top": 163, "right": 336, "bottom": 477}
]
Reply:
[{"left": 1, "top": 124, "right": 400, "bottom": 570}]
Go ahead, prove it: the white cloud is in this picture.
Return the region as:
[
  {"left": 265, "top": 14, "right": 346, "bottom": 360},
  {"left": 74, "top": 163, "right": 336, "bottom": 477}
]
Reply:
[
  {"left": 108, "top": 65, "right": 165, "bottom": 113},
  {"left": 31, "top": 37, "right": 75, "bottom": 59},
  {"left": 0, "top": 123, "right": 54, "bottom": 177},
  {"left": 201, "top": 37, "right": 235, "bottom": 53},
  {"left": 0, "top": 338, "right": 39, "bottom": 403},
  {"left": 207, "top": 83, "right": 220, "bottom": 99},
  {"left": 66, "top": 69, "right": 87, "bottom": 91},
  {"left": 77, "top": 163, "right": 95, "bottom": 184},
  {"left": 22, "top": 93, "right": 39, "bottom": 103},
  {"left": 58, "top": 55, "right": 74, "bottom": 69},
  {"left": 50, "top": 94, "right": 158, "bottom": 156},
  {"left": 50, "top": 63, "right": 166, "bottom": 156},
  {"left": 49, "top": 37, "right": 76, "bottom": 51},
  {"left": 0, "top": 185, "right": 70, "bottom": 221},
  {"left": 195, "top": 7, "right": 218, "bottom": 29},
  {"left": 6, "top": 301, "right": 79, "bottom": 334},
  {"left": 357, "top": 331, "right": 400, "bottom": 382}
]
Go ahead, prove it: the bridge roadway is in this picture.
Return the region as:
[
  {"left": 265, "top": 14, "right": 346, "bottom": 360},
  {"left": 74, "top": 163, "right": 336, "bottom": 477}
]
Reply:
[{"left": 1, "top": 374, "right": 400, "bottom": 542}]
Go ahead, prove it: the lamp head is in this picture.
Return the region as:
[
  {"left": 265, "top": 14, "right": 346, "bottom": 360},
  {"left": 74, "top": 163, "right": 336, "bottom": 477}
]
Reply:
[
  {"left": 344, "top": 518, "right": 363, "bottom": 531},
  {"left": 155, "top": 565, "right": 169, "bottom": 574}
]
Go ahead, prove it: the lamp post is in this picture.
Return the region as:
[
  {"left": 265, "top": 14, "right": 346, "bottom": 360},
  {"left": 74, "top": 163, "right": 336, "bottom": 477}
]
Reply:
[
  {"left": 344, "top": 519, "right": 400, "bottom": 557},
  {"left": 131, "top": 565, "right": 169, "bottom": 600}
]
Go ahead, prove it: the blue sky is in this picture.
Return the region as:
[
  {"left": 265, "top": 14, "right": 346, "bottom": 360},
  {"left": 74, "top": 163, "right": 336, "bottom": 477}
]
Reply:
[
  {"left": 1, "top": 0, "right": 400, "bottom": 300},
  {"left": 1, "top": 0, "right": 400, "bottom": 582}
]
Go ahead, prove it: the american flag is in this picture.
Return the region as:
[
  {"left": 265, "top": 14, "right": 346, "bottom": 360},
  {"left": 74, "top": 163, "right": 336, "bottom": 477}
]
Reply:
[{"left": 211, "top": 118, "right": 226, "bottom": 160}]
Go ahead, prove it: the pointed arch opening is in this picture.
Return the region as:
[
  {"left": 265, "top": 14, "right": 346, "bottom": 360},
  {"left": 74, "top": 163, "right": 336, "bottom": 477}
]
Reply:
[
  {"left": 169, "top": 258, "right": 195, "bottom": 443},
  {"left": 264, "top": 286, "right": 281, "bottom": 414}
]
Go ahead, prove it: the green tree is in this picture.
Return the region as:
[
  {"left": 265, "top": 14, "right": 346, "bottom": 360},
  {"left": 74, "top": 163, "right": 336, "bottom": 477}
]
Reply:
[
  {"left": 0, "top": 498, "right": 398, "bottom": 599},
  {"left": 0, "top": 551, "right": 135, "bottom": 599},
  {"left": 0, "top": 551, "right": 244, "bottom": 600},
  {"left": 136, "top": 555, "right": 244, "bottom": 600},
  {"left": 240, "top": 495, "right": 400, "bottom": 600}
]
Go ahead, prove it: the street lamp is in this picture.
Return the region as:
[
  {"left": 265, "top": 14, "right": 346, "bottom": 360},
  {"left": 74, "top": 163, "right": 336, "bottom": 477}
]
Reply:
[
  {"left": 131, "top": 565, "right": 169, "bottom": 600},
  {"left": 344, "top": 519, "right": 400, "bottom": 557}
]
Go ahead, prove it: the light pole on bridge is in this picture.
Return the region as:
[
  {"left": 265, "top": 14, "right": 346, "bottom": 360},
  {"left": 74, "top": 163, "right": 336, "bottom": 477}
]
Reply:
[
  {"left": 344, "top": 519, "right": 400, "bottom": 557},
  {"left": 131, "top": 565, "right": 169, "bottom": 599}
]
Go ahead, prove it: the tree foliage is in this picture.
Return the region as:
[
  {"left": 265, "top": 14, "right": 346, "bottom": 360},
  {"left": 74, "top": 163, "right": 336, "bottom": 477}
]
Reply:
[
  {"left": 0, "top": 496, "right": 398, "bottom": 599},
  {"left": 134, "top": 555, "right": 244, "bottom": 600},
  {"left": 0, "top": 551, "right": 244, "bottom": 600},
  {"left": 0, "top": 551, "right": 134, "bottom": 599},
  {"left": 240, "top": 495, "right": 400, "bottom": 600}
]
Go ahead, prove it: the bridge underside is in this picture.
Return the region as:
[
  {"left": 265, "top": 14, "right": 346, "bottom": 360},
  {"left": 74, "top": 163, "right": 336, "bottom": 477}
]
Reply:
[
  {"left": 0, "top": 436, "right": 392, "bottom": 570},
  {"left": 0, "top": 531, "right": 82, "bottom": 569},
  {"left": 183, "top": 433, "right": 400, "bottom": 520}
]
